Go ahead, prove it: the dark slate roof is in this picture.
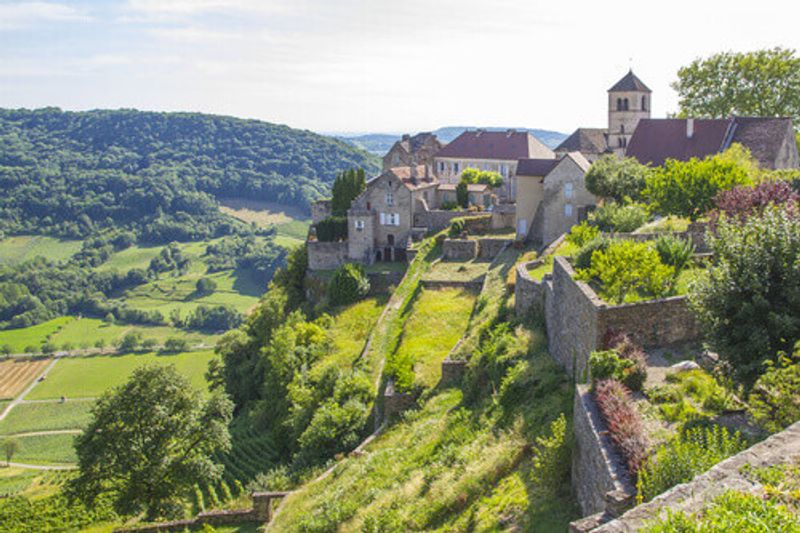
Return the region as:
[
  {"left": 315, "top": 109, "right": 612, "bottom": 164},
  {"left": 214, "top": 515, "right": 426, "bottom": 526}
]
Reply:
[
  {"left": 516, "top": 158, "right": 560, "bottom": 176},
  {"left": 435, "top": 130, "right": 553, "bottom": 160},
  {"left": 625, "top": 119, "right": 732, "bottom": 166},
  {"left": 728, "top": 117, "right": 794, "bottom": 170},
  {"left": 608, "top": 70, "right": 651, "bottom": 93},
  {"left": 555, "top": 128, "right": 608, "bottom": 154},
  {"left": 397, "top": 132, "right": 439, "bottom": 154},
  {"left": 626, "top": 117, "right": 796, "bottom": 168}
]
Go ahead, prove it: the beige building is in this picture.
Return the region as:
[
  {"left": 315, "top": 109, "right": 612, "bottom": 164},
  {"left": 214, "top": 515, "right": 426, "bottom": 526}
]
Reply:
[
  {"left": 382, "top": 133, "right": 442, "bottom": 171},
  {"left": 433, "top": 129, "right": 554, "bottom": 201},
  {"left": 347, "top": 165, "right": 437, "bottom": 263},
  {"left": 515, "top": 152, "right": 595, "bottom": 244}
]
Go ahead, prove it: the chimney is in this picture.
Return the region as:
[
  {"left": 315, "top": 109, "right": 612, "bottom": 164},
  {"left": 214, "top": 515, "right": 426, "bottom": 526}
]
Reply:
[
  {"left": 506, "top": 129, "right": 515, "bottom": 137},
  {"left": 402, "top": 134, "right": 410, "bottom": 141},
  {"left": 409, "top": 165, "right": 418, "bottom": 183},
  {"left": 686, "top": 119, "right": 694, "bottom": 139}
]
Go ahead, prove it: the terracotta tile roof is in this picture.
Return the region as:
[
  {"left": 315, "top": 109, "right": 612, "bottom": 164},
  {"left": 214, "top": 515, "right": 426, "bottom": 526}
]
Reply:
[
  {"left": 396, "top": 132, "right": 439, "bottom": 154},
  {"left": 625, "top": 119, "right": 732, "bottom": 167},
  {"left": 626, "top": 117, "right": 796, "bottom": 168},
  {"left": 387, "top": 165, "right": 437, "bottom": 190},
  {"left": 516, "top": 158, "right": 559, "bottom": 177},
  {"left": 555, "top": 128, "right": 608, "bottom": 154},
  {"left": 434, "top": 130, "right": 554, "bottom": 160},
  {"left": 608, "top": 70, "right": 651, "bottom": 93}
]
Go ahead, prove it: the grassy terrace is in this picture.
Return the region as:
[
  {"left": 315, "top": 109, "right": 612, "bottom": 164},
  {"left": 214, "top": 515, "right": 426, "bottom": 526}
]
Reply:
[
  {"left": 0, "top": 235, "right": 83, "bottom": 265},
  {"left": 394, "top": 287, "right": 476, "bottom": 388},
  {"left": 0, "top": 401, "right": 93, "bottom": 435},
  {"left": 527, "top": 239, "right": 579, "bottom": 281},
  {"left": 423, "top": 259, "right": 491, "bottom": 284},
  {"left": 26, "top": 350, "right": 214, "bottom": 400},
  {"left": 317, "top": 297, "right": 388, "bottom": 372}
]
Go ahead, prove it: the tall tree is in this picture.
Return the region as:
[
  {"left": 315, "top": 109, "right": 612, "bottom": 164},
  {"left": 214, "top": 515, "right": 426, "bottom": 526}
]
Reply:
[
  {"left": 331, "top": 168, "right": 367, "bottom": 216},
  {"left": 3, "top": 437, "right": 19, "bottom": 466},
  {"left": 673, "top": 48, "right": 800, "bottom": 125},
  {"left": 68, "top": 365, "right": 233, "bottom": 520}
]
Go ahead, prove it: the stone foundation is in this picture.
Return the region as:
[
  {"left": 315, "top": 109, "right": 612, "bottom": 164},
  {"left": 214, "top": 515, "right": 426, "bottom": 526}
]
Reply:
[
  {"left": 477, "top": 238, "right": 513, "bottom": 259},
  {"left": 440, "top": 358, "right": 467, "bottom": 386},
  {"left": 383, "top": 379, "right": 416, "bottom": 419},
  {"left": 443, "top": 239, "right": 478, "bottom": 260},
  {"left": 307, "top": 241, "right": 348, "bottom": 271}
]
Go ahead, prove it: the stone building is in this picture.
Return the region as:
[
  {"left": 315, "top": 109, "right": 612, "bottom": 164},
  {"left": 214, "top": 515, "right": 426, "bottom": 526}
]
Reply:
[
  {"left": 556, "top": 70, "right": 652, "bottom": 160},
  {"left": 515, "top": 151, "right": 595, "bottom": 244},
  {"left": 347, "top": 165, "right": 437, "bottom": 264},
  {"left": 626, "top": 116, "right": 800, "bottom": 169},
  {"left": 433, "top": 129, "right": 555, "bottom": 201},
  {"left": 382, "top": 132, "right": 443, "bottom": 171}
]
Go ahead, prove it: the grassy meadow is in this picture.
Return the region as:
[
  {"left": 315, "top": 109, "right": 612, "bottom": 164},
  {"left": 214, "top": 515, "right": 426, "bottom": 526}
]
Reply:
[
  {"left": 11, "top": 433, "right": 78, "bottom": 466},
  {"left": 26, "top": 350, "right": 215, "bottom": 400},
  {"left": 217, "top": 198, "right": 310, "bottom": 246},
  {"left": 0, "top": 400, "right": 93, "bottom": 435},
  {"left": 0, "top": 235, "right": 83, "bottom": 265}
]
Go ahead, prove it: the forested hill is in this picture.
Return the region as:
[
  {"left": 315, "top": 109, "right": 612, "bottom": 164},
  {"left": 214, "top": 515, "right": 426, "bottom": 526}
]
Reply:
[{"left": 0, "top": 108, "right": 379, "bottom": 242}]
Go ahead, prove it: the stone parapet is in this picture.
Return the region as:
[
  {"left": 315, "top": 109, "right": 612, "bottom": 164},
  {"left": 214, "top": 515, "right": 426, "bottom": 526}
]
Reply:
[{"left": 307, "top": 240, "right": 348, "bottom": 271}]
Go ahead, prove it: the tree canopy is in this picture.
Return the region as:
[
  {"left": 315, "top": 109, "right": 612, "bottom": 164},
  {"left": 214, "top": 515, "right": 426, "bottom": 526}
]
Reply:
[
  {"left": 68, "top": 365, "right": 233, "bottom": 520},
  {"left": 460, "top": 168, "right": 504, "bottom": 188},
  {"left": 585, "top": 155, "right": 649, "bottom": 203},
  {"left": 673, "top": 48, "right": 800, "bottom": 126},
  {"left": 331, "top": 168, "right": 367, "bottom": 216}
]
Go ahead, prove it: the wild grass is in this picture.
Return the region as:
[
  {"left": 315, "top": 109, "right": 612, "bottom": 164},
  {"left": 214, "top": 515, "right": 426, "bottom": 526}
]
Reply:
[
  {"left": 423, "top": 259, "right": 491, "bottom": 283},
  {"left": 0, "top": 235, "right": 83, "bottom": 265},
  {"left": 26, "top": 350, "right": 214, "bottom": 400},
  {"left": 527, "top": 240, "right": 579, "bottom": 281},
  {"left": 393, "top": 288, "right": 476, "bottom": 388},
  {"left": 317, "top": 297, "right": 387, "bottom": 372},
  {"left": 0, "top": 401, "right": 93, "bottom": 435}
]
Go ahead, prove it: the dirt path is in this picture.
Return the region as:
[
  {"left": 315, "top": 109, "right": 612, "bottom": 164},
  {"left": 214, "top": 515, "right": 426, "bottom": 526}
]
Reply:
[
  {"left": 8, "top": 429, "right": 82, "bottom": 438},
  {"left": 0, "top": 357, "right": 60, "bottom": 422},
  {"left": 4, "top": 461, "right": 76, "bottom": 471}
]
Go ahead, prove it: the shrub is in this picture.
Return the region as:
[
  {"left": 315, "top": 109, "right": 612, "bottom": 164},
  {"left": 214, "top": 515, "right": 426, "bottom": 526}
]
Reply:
[
  {"left": 748, "top": 349, "right": 800, "bottom": 434},
  {"left": 589, "top": 350, "right": 633, "bottom": 382},
  {"left": 117, "top": 332, "right": 142, "bottom": 352},
  {"left": 644, "top": 151, "right": 753, "bottom": 220},
  {"left": 456, "top": 181, "right": 469, "bottom": 208},
  {"left": 329, "top": 263, "right": 370, "bottom": 306},
  {"left": 654, "top": 234, "right": 695, "bottom": 272},
  {"left": 566, "top": 221, "right": 600, "bottom": 248},
  {"left": 585, "top": 154, "right": 649, "bottom": 203},
  {"left": 195, "top": 277, "right": 217, "bottom": 296},
  {"left": 689, "top": 207, "right": 800, "bottom": 386},
  {"left": 315, "top": 216, "right": 348, "bottom": 242},
  {"left": 711, "top": 180, "right": 799, "bottom": 224},
  {"left": 589, "top": 202, "right": 650, "bottom": 233},
  {"left": 577, "top": 240, "right": 675, "bottom": 304},
  {"left": 448, "top": 217, "right": 466, "bottom": 238},
  {"left": 162, "top": 337, "right": 189, "bottom": 353},
  {"left": 591, "top": 332, "right": 648, "bottom": 391},
  {"left": 529, "top": 414, "right": 571, "bottom": 497},
  {"left": 573, "top": 236, "right": 610, "bottom": 270},
  {"left": 636, "top": 425, "right": 747, "bottom": 502},
  {"left": 594, "top": 379, "right": 649, "bottom": 474},
  {"left": 460, "top": 168, "right": 504, "bottom": 188}
]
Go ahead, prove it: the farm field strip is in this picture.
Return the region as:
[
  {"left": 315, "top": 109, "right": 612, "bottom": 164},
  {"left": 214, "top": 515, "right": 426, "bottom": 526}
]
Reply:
[
  {"left": 0, "top": 400, "right": 93, "bottom": 436},
  {"left": 0, "top": 358, "right": 53, "bottom": 399}
]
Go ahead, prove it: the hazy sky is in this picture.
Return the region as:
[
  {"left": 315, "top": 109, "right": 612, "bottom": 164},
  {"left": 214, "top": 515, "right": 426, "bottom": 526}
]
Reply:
[{"left": 1, "top": 0, "right": 799, "bottom": 135}]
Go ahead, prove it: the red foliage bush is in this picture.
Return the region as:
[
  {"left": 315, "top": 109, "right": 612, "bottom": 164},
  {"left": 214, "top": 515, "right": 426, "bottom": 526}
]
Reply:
[
  {"left": 602, "top": 329, "right": 648, "bottom": 391},
  {"left": 710, "top": 181, "right": 799, "bottom": 226},
  {"left": 593, "top": 379, "right": 649, "bottom": 474}
]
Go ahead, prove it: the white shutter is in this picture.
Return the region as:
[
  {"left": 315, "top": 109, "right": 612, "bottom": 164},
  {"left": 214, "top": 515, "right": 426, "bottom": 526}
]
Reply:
[{"left": 380, "top": 213, "right": 386, "bottom": 225}]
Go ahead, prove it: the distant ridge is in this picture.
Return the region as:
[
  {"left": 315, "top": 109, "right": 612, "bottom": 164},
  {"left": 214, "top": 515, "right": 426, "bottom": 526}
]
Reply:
[{"left": 337, "top": 126, "right": 568, "bottom": 154}]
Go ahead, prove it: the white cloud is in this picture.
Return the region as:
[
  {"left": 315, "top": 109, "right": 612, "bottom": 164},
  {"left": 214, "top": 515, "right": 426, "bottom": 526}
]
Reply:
[
  {"left": 0, "top": 2, "right": 89, "bottom": 30},
  {"left": 124, "top": 0, "right": 298, "bottom": 20}
]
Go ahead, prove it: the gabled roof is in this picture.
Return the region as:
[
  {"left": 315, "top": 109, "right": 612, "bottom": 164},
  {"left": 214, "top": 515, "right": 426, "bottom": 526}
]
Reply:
[
  {"left": 516, "top": 158, "right": 559, "bottom": 177},
  {"left": 555, "top": 128, "right": 608, "bottom": 155},
  {"left": 625, "top": 119, "right": 732, "bottom": 167},
  {"left": 626, "top": 117, "right": 796, "bottom": 168},
  {"left": 395, "top": 132, "right": 439, "bottom": 154},
  {"left": 608, "top": 70, "right": 651, "bottom": 93},
  {"left": 434, "top": 130, "right": 554, "bottom": 161},
  {"left": 386, "top": 165, "right": 437, "bottom": 190}
]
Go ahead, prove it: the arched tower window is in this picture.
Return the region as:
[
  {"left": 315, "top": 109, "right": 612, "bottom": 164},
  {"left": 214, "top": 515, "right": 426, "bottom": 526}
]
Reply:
[
  {"left": 620, "top": 124, "right": 625, "bottom": 134},
  {"left": 623, "top": 98, "right": 629, "bottom": 111},
  {"left": 642, "top": 95, "right": 647, "bottom": 111},
  {"left": 617, "top": 98, "right": 622, "bottom": 111}
]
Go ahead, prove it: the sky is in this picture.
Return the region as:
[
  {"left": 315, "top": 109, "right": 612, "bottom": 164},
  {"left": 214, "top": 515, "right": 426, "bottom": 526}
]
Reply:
[{"left": 1, "top": 0, "right": 799, "bottom": 135}]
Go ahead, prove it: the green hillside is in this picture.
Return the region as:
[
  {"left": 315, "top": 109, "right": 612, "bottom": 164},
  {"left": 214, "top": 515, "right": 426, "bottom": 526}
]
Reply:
[{"left": 0, "top": 108, "right": 379, "bottom": 241}]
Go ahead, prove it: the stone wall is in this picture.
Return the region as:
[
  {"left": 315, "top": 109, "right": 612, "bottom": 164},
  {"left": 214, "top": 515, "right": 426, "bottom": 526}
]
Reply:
[
  {"left": 307, "top": 241, "right": 348, "bottom": 271},
  {"left": 477, "top": 238, "right": 513, "bottom": 259},
  {"left": 443, "top": 238, "right": 478, "bottom": 260},
  {"left": 440, "top": 358, "right": 467, "bottom": 386},
  {"left": 414, "top": 209, "right": 472, "bottom": 233},
  {"left": 592, "top": 421, "right": 800, "bottom": 532},
  {"left": 572, "top": 384, "right": 636, "bottom": 517},
  {"left": 598, "top": 296, "right": 702, "bottom": 349},
  {"left": 383, "top": 379, "right": 416, "bottom": 419},
  {"left": 491, "top": 204, "right": 516, "bottom": 230},
  {"left": 311, "top": 199, "right": 332, "bottom": 224},
  {"left": 514, "top": 260, "right": 546, "bottom": 317},
  {"left": 602, "top": 222, "right": 709, "bottom": 253}
]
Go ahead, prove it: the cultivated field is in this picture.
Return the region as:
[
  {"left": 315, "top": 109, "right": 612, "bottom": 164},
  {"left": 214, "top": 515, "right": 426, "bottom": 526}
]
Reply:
[
  {"left": 12, "top": 433, "right": 78, "bottom": 466},
  {"left": 26, "top": 350, "right": 215, "bottom": 400},
  {"left": 0, "top": 317, "right": 73, "bottom": 354},
  {"left": 0, "top": 400, "right": 93, "bottom": 435},
  {"left": 0, "top": 235, "right": 83, "bottom": 265},
  {"left": 0, "top": 358, "right": 52, "bottom": 399}
]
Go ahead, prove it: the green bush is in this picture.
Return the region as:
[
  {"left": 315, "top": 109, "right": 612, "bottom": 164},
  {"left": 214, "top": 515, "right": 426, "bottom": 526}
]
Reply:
[
  {"left": 590, "top": 333, "right": 647, "bottom": 392},
  {"left": 637, "top": 425, "right": 747, "bottom": 503},
  {"left": 316, "top": 216, "right": 348, "bottom": 242},
  {"left": 448, "top": 217, "right": 466, "bottom": 238},
  {"left": 654, "top": 234, "right": 695, "bottom": 271},
  {"left": 577, "top": 240, "right": 675, "bottom": 304},
  {"left": 689, "top": 206, "right": 800, "bottom": 386},
  {"left": 456, "top": 181, "right": 469, "bottom": 208},
  {"left": 585, "top": 154, "right": 649, "bottom": 203},
  {"left": 589, "top": 350, "right": 634, "bottom": 382},
  {"left": 566, "top": 221, "right": 600, "bottom": 248},
  {"left": 589, "top": 202, "right": 649, "bottom": 233},
  {"left": 748, "top": 349, "right": 800, "bottom": 434},
  {"left": 329, "top": 263, "right": 370, "bottom": 306},
  {"left": 460, "top": 168, "right": 504, "bottom": 188},
  {"left": 195, "top": 277, "right": 217, "bottom": 296},
  {"left": 574, "top": 236, "right": 610, "bottom": 270}
]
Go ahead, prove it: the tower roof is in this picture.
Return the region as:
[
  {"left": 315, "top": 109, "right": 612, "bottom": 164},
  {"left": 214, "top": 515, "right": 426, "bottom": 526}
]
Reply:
[{"left": 608, "top": 70, "right": 651, "bottom": 93}]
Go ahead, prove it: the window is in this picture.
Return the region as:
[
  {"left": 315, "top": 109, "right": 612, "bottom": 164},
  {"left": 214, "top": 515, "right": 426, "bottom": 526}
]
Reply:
[
  {"left": 624, "top": 98, "right": 629, "bottom": 111},
  {"left": 620, "top": 124, "right": 625, "bottom": 134},
  {"left": 379, "top": 212, "right": 386, "bottom": 225},
  {"left": 617, "top": 97, "right": 623, "bottom": 111},
  {"left": 500, "top": 164, "right": 508, "bottom": 177},
  {"left": 565, "top": 182, "right": 574, "bottom": 199},
  {"left": 381, "top": 213, "right": 399, "bottom": 226},
  {"left": 564, "top": 203, "right": 573, "bottom": 217},
  {"left": 355, "top": 220, "right": 365, "bottom": 231},
  {"left": 386, "top": 190, "right": 394, "bottom": 206},
  {"left": 439, "top": 161, "right": 445, "bottom": 173},
  {"left": 391, "top": 213, "right": 400, "bottom": 226},
  {"left": 642, "top": 95, "right": 647, "bottom": 111},
  {"left": 454, "top": 162, "right": 460, "bottom": 173}
]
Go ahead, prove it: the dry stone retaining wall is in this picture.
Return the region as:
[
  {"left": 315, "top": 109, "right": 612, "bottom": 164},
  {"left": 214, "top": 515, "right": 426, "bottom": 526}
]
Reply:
[
  {"left": 514, "top": 260, "right": 546, "bottom": 317},
  {"left": 477, "top": 238, "right": 513, "bottom": 259},
  {"left": 443, "top": 239, "right": 478, "bottom": 260},
  {"left": 307, "top": 241, "right": 348, "bottom": 271}
]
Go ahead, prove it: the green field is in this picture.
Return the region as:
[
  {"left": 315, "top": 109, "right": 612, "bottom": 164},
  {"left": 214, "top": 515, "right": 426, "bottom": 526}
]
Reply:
[
  {"left": 12, "top": 433, "right": 78, "bottom": 465},
  {"left": 0, "top": 317, "right": 74, "bottom": 353},
  {"left": 0, "top": 401, "right": 93, "bottom": 435},
  {"left": 95, "top": 244, "right": 164, "bottom": 272},
  {"left": 49, "top": 318, "right": 219, "bottom": 350},
  {"left": 395, "top": 287, "right": 476, "bottom": 388},
  {"left": 314, "top": 297, "right": 387, "bottom": 373},
  {"left": 0, "top": 235, "right": 83, "bottom": 265},
  {"left": 26, "top": 350, "right": 215, "bottom": 400}
]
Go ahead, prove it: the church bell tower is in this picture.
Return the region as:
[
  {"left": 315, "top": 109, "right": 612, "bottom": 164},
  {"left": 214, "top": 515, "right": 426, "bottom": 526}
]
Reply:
[{"left": 607, "top": 69, "right": 651, "bottom": 156}]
